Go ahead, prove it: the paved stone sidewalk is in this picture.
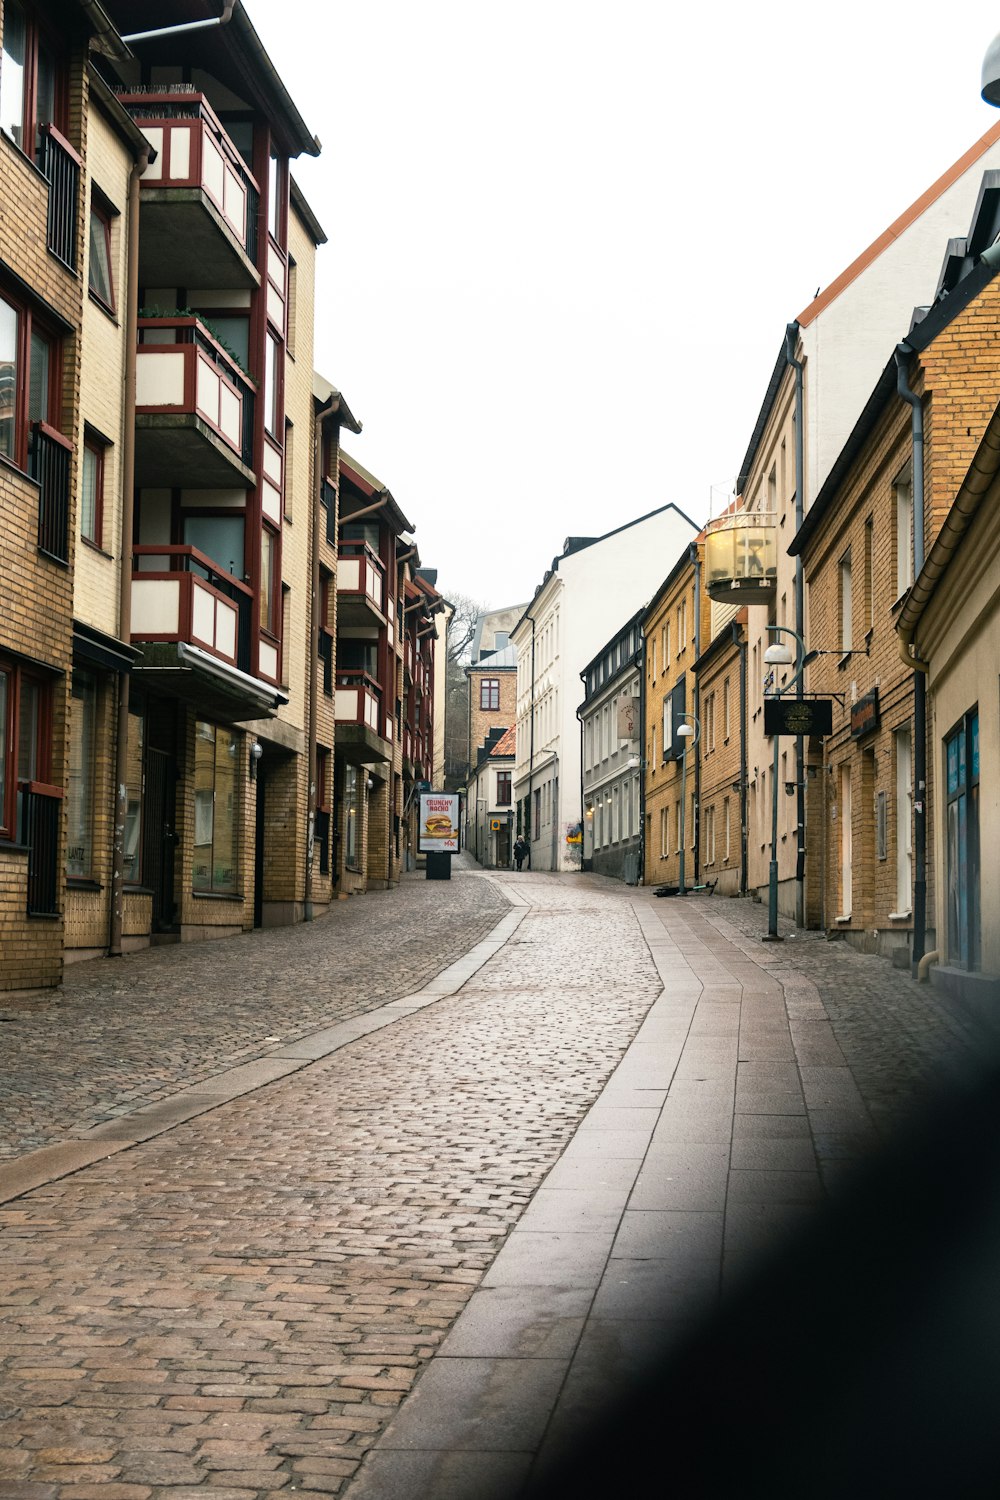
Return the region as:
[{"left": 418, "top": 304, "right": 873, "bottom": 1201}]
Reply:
[{"left": 0, "top": 869, "right": 508, "bottom": 1162}]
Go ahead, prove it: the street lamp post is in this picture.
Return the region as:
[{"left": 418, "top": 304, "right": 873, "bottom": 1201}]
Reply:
[
  {"left": 677, "top": 716, "right": 700, "bottom": 896},
  {"left": 762, "top": 626, "right": 806, "bottom": 941}
]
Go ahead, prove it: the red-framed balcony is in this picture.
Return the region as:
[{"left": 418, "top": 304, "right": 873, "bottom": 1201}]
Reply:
[
  {"left": 705, "top": 511, "right": 778, "bottom": 603},
  {"left": 119, "top": 89, "right": 260, "bottom": 289},
  {"left": 337, "top": 542, "right": 386, "bottom": 626},
  {"left": 131, "top": 545, "right": 253, "bottom": 675},
  {"left": 135, "top": 317, "right": 255, "bottom": 486},
  {"left": 335, "top": 669, "right": 392, "bottom": 765}
]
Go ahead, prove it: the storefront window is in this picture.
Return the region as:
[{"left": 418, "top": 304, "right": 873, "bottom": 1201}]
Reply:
[
  {"left": 123, "top": 703, "right": 143, "bottom": 883},
  {"left": 193, "top": 720, "right": 239, "bottom": 894},
  {"left": 344, "top": 764, "right": 359, "bottom": 869},
  {"left": 66, "top": 672, "right": 96, "bottom": 878}
]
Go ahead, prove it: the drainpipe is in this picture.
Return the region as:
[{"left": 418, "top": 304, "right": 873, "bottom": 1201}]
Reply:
[
  {"left": 525, "top": 613, "right": 536, "bottom": 868},
  {"left": 785, "top": 321, "right": 806, "bottom": 927},
  {"left": 895, "top": 342, "right": 927, "bottom": 968},
  {"left": 339, "top": 494, "right": 389, "bottom": 527},
  {"left": 690, "top": 543, "right": 702, "bottom": 883},
  {"left": 108, "top": 143, "right": 151, "bottom": 958},
  {"left": 733, "top": 618, "right": 748, "bottom": 897},
  {"left": 307, "top": 402, "right": 338, "bottom": 920},
  {"left": 638, "top": 631, "right": 646, "bottom": 884},
  {"left": 121, "top": 2, "right": 235, "bottom": 43}
]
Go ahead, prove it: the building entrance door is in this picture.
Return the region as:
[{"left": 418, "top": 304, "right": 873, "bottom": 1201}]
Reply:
[
  {"left": 495, "top": 823, "right": 511, "bottom": 868},
  {"left": 143, "top": 746, "right": 177, "bottom": 931}
]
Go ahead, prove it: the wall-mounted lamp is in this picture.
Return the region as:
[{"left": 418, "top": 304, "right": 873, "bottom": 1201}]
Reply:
[
  {"left": 366, "top": 775, "right": 376, "bottom": 792},
  {"left": 249, "top": 740, "right": 263, "bottom": 781}
]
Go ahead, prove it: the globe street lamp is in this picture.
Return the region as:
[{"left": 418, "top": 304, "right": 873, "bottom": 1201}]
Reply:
[
  {"left": 762, "top": 626, "right": 806, "bottom": 941},
  {"left": 677, "top": 716, "right": 700, "bottom": 896}
]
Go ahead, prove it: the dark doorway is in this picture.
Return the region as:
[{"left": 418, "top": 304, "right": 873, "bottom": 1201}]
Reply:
[{"left": 143, "top": 746, "right": 177, "bottom": 931}]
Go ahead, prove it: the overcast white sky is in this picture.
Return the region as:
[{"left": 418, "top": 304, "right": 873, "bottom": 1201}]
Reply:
[{"left": 250, "top": 1, "right": 1000, "bottom": 608}]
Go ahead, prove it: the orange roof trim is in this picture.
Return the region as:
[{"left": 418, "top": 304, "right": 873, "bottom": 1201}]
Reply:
[
  {"left": 796, "top": 120, "right": 1000, "bottom": 329},
  {"left": 491, "top": 725, "right": 517, "bottom": 758}
]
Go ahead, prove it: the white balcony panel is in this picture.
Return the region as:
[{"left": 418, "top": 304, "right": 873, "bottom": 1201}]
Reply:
[
  {"left": 218, "top": 381, "right": 241, "bottom": 447},
  {"left": 195, "top": 356, "right": 221, "bottom": 428},
  {"left": 262, "top": 478, "right": 282, "bottom": 525},
  {"left": 335, "top": 688, "right": 360, "bottom": 722},
  {"left": 142, "top": 126, "right": 164, "bottom": 179},
  {"left": 258, "top": 639, "right": 279, "bottom": 680},
  {"left": 222, "top": 165, "right": 246, "bottom": 240},
  {"left": 192, "top": 580, "right": 215, "bottom": 644},
  {"left": 268, "top": 244, "right": 286, "bottom": 294},
  {"left": 170, "top": 124, "right": 191, "bottom": 179},
  {"left": 203, "top": 133, "right": 225, "bottom": 204},
  {"left": 266, "top": 281, "right": 284, "bottom": 329},
  {"left": 216, "top": 597, "right": 238, "bottom": 659},
  {"left": 366, "top": 695, "right": 379, "bottom": 732},
  {"left": 262, "top": 442, "right": 282, "bottom": 484},
  {"left": 338, "top": 558, "right": 360, "bottom": 592},
  {"left": 136, "top": 349, "right": 186, "bottom": 406},
  {"left": 132, "top": 578, "right": 180, "bottom": 634}
]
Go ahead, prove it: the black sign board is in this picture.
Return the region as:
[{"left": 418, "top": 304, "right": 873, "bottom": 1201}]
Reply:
[
  {"left": 764, "top": 697, "right": 833, "bottom": 737},
  {"left": 850, "top": 688, "right": 880, "bottom": 740}
]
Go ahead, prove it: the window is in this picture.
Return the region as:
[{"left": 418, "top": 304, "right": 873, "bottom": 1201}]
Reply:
[
  {"left": 66, "top": 670, "right": 96, "bottom": 879},
  {"left": 0, "top": 656, "right": 53, "bottom": 840},
  {"left": 945, "top": 710, "right": 980, "bottom": 969},
  {"left": 662, "top": 695, "right": 673, "bottom": 761},
  {"left": 678, "top": 600, "right": 687, "bottom": 653},
  {"left": 88, "top": 199, "right": 114, "bottom": 311},
  {"left": 723, "top": 795, "right": 731, "bottom": 861},
  {"left": 264, "top": 331, "right": 280, "bottom": 437},
  {"left": 260, "top": 526, "right": 278, "bottom": 634},
  {"left": 1, "top": 0, "right": 61, "bottom": 160},
  {"left": 496, "top": 770, "right": 511, "bottom": 806},
  {"left": 344, "top": 764, "right": 359, "bottom": 868},
  {"left": 0, "top": 287, "right": 60, "bottom": 469},
  {"left": 705, "top": 692, "right": 716, "bottom": 752},
  {"left": 267, "top": 149, "right": 282, "bottom": 242},
  {"left": 876, "top": 789, "right": 887, "bottom": 862},
  {"left": 659, "top": 806, "right": 668, "bottom": 858},
  {"left": 650, "top": 636, "right": 656, "bottom": 678},
  {"left": 286, "top": 256, "right": 297, "bottom": 357},
  {"left": 533, "top": 786, "right": 541, "bottom": 834},
  {"left": 895, "top": 727, "right": 912, "bottom": 913},
  {"left": 283, "top": 419, "right": 294, "bottom": 520},
  {"left": 864, "top": 517, "right": 874, "bottom": 635},
  {"left": 723, "top": 677, "right": 731, "bottom": 740},
  {"left": 123, "top": 702, "right": 143, "bottom": 883},
  {"left": 839, "top": 550, "right": 853, "bottom": 652},
  {"left": 895, "top": 462, "right": 913, "bottom": 595},
  {"left": 80, "top": 434, "right": 105, "bottom": 547},
  {"left": 192, "top": 720, "right": 239, "bottom": 895},
  {"left": 704, "top": 804, "right": 715, "bottom": 865},
  {"left": 480, "top": 677, "right": 500, "bottom": 711}
]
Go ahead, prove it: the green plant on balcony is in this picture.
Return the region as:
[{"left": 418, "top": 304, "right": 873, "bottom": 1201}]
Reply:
[{"left": 138, "top": 306, "right": 250, "bottom": 377}]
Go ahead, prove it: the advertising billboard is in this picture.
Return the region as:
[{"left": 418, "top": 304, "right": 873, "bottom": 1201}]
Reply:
[{"left": 418, "top": 792, "right": 460, "bottom": 853}]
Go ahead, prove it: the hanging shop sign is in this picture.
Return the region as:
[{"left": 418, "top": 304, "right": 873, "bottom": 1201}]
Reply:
[
  {"left": 419, "top": 792, "right": 460, "bottom": 853},
  {"left": 764, "top": 697, "right": 834, "bottom": 737},
  {"left": 850, "top": 688, "right": 880, "bottom": 740}
]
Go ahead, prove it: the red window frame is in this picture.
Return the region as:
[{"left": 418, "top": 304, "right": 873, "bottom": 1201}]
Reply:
[
  {"left": 0, "top": 0, "right": 68, "bottom": 163},
  {"left": 496, "top": 770, "right": 512, "bottom": 806},
  {"left": 0, "top": 285, "right": 63, "bottom": 472},
  {"left": 480, "top": 677, "right": 500, "bottom": 711},
  {"left": 87, "top": 197, "right": 115, "bottom": 313},
  {"left": 0, "top": 656, "right": 53, "bottom": 840},
  {"left": 80, "top": 432, "right": 105, "bottom": 548}
]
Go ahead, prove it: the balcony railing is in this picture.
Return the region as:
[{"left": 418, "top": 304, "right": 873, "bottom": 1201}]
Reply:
[
  {"left": 38, "top": 125, "right": 80, "bottom": 270},
  {"left": 21, "top": 783, "right": 62, "bottom": 917},
  {"left": 338, "top": 542, "right": 385, "bottom": 614},
  {"left": 705, "top": 511, "right": 778, "bottom": 603},
  {"left": 137, "top": 317, "right": 255, "bottom": 469},
  {"left": 131, "top": 545, "right": 253, "bottom": 673},
  {"left": 30, "top": 422, "right": 72, "bottom": 563},
  {"left": 120, "top": 90, "right": 260, "bottom": 263},
  {"left": 335, "top": 669, "right": 386, "bottom": 738}
]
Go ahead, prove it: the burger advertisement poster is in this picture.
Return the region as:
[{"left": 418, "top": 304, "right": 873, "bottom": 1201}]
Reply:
[{"left": 419, "top": 792, "right": 460, "bottom": 853}]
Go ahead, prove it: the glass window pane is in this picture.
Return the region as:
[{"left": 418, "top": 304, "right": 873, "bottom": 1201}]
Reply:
[
  {"left": 268, "top": 151, "right": 279, "bottom": 240},
  {"left": 67, "top": 672, "right": 95, "bottom": 877},
  {"left": 17, "top": 678, "right": 39, "bottom": 781},
  {"left": 345, "top": 765, "right": 358, "bottom": 866},
  {"left": 28, "top": 329, "right": 50, "bottom": 424},
  {"left": 193, "top": 720, "right": 215, "bottom": 890},
  {"left": 260, "top": 528, "right": 275, "bottom": 631},
  {"left": 264, "top": 333, "right": 279, "bottom": 436},
  {"left": 88, "top": 208, "right": 113, "bottom": 305},
  {"left": 123, "top": 705, "right": 143, "bottom": 883},
  {"left": 0, "top": 670, "right": 7, "bottom": 828},
  {"left": 35, "top": 32, "right": 56, "bottom": 152},
  {"left": 0, "top": 0, "right": 26, "bottom": 147},
  {"left": 81, "top": 444, "right": 97, "bottom": 541},
  {"left": 212, "top": 727, "right": 238, "bottom": 894},
  {"left": 0, "top": 295, "right": 17, "bottom": 459}
]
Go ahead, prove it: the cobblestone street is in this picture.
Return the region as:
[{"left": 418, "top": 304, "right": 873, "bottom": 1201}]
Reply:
[{"left": 0, "top": 865, "right": 994, "bottom": 1499}]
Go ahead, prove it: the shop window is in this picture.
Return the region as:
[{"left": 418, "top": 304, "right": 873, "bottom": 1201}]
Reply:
[
  {"left": 344, "top": 764, "right": 360, "bottom": 869},
  {"left": 123, "top": 702, "right": 143, "bottom": 884},
  {"left": 66, "top": 670, "right": 96, "bottom": 878},
  {"left": 193, "top": 720, "right": 239, "bottom": 895}
]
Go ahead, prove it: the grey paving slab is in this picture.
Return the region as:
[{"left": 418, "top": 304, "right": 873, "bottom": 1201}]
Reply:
[
  {"left": 541, "top": 1154, "right": 641, "bottom": 1193},
  {"left": 438, "top": 1285, "right": 591, "bottom": 1358},
  {"left": 550, "top": 1130, "right": 651, "bottom": 1161},
  {"left": 730, "top": 1136, "right": 819, "bottom": 1172},
  {"left": 593, "top": 1255, "right": 720, "bottom": 1318},
  {"left": 518, "top": 1187, "right": 632, "bottom": 1233},
  {"left": 612, "top": 1208, "right": 724, "bottom": 1262},
  {"left": 734, "top": 1084, "right": 807, "bottom": 1116},
  {"left": 376, "top": 1357, "right": 567, "bottom": 1453},
  {"left": 575, "top": 1106, "right": 662, "bottom": 1132},
  {"left": 348, "top": 1449, "right": 534, "bottom": 1500},
  {"left": 482, "top": 1231, "right": 614, "bottom": 1289},
  {"left": 630, "top": 1156, "right": 729, "bottom": 1212},
  {"left": 733, "top": 1111, "right": 813, "bottom": 1139},
  {"left": 726, "top": 1168, "right": 824, "bottom": 1205}
]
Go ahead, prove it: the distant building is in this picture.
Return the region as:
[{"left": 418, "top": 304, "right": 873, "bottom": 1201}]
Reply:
[
  {"left": 579, "top": 613, "right": 643, "bottom": 883},
  {"left": 465, "top": 724, "right": 516, "bottom": 868}
]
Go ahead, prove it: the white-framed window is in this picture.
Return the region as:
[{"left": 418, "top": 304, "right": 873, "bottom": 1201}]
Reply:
[
  {"left": 895, "top": 727, "right": 912, "bottom": 912},
  {"left": 840, "top": 550, "right": 853, "bottom": 652},
  {"left": 895, "top": 461, "right": 914, "bottom": 596},
  {"left": 723, "top": 795, "right": 731, "bottom": 861},
  {"left": 723, "top": 677, "right": 731, "bottom": 740},
  {"left": 704, "top": 804, "right": 715, "bottom": 864},
  {"left": 659, "top": 805, "right": 668, "bottom": 857}
]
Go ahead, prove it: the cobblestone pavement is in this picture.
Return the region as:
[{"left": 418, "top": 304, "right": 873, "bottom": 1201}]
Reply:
[
  {"left": 695, "top": 894, "right": 991, "bottom": 1132},
  {"left": 0, "top": 874, "right": 662, "bottom": 1497},
  {"left": 0, "top": 871, "right": 509, "bottom": 1161}
]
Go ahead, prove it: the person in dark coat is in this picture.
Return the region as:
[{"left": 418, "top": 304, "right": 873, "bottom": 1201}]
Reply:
[{"left": 513, "top": 835, "right": 528, "bottom": 871}]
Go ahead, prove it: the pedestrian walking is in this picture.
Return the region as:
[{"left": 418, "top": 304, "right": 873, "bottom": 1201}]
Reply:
[{"left": 513, "top": 835, "right": 528, "bottom": 871}]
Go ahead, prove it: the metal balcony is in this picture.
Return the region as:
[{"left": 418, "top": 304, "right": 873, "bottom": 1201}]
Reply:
[
  {"left": 337, "top": 542, "right": 386, "bottom": 626},
  {"left": 705, "top": 512, "right": 778, "bottom": 603}
]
